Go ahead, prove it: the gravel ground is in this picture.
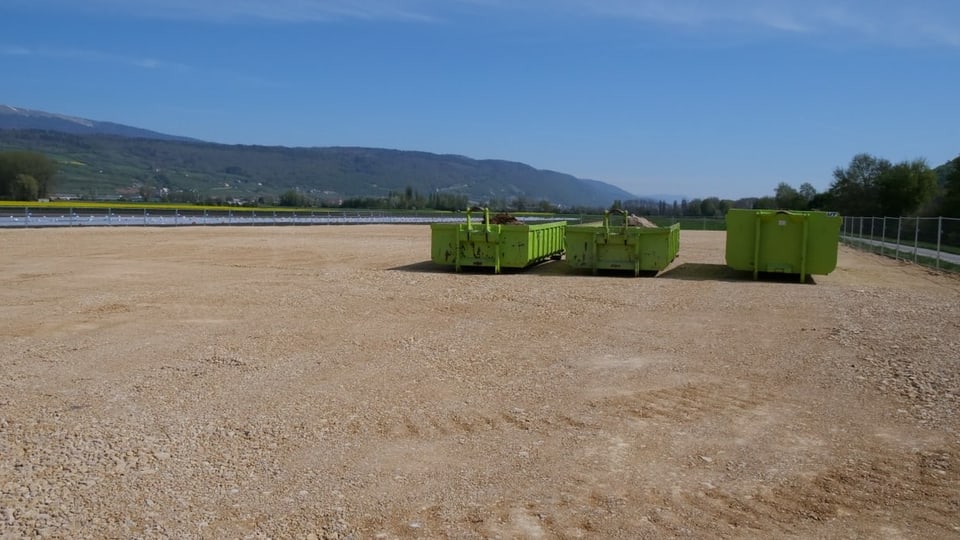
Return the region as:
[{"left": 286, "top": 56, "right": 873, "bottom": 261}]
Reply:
[{"left": 1, "top": 226, "right": 958, "bottom": 539}]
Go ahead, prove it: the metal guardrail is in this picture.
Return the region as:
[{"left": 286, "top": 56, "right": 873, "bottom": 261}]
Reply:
[
  {"left": 0, "top": 207, "right": 572, "bottom": 228},
  {"left": 0, "top": 207, "right": 730, "bottom": 230},
  {"left": 841, "top": 216, "right": 960, "bottom": 272}
]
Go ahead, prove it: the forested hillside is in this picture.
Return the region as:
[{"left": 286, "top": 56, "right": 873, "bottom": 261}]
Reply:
[{"left": 0, "top": 129, "right": 634, "bottom": 208}]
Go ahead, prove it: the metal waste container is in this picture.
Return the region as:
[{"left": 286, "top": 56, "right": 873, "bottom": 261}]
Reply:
[
  {"left": 565, "top": 211, "right": 680, "bottom": 276},
  {"left": 725, "top": 209, "right": 841, "bottom": 282},
  {"left": 430, "top": 208, "right": 566, "bottom": 273}
]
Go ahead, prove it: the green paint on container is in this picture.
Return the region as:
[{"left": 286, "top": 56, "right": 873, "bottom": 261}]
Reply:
[
  {"left": 564, "top": 211, "right": 680, "bottom": 276},
  {"left": 725, "top": 209, "right": 841, "bottom": 282},
  {"left": 430, "top": 208, "right": 566, "bottom": 273}
]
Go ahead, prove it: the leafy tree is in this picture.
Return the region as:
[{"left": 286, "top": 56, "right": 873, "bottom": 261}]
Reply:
[
  {"left": 279, "top": 189, "right": 312, "bottom": 207},
  {"left": 699, "top": 197, "right": 720, "bottom": 217},
  {"left": 753, "top": 196, "right": 777, "bottom": 209},
  {"left": 774, "top": 182, "right": 804, "bottom": 210},
  {"left": 13, "top": 174, "right": 39, "bottom": 200},
  {"left": 798, "top": 182, "right": 817, "bottom": 206},
  {"left": 876, "top": 159, "right": 937, "bottom": 216},
  {"left": 937, "top": 156, "right": 960, "bottom": 218},
  {"left": 718, "top": 199, "right": 733, "bottom": 215},
  {"left": 427, "top": 191, "right": 468, "bottom": 211},
  {"left": 808, "top": 191, "right": 833, "bottom": 210},
  {"left": 537, "top": 199, "right": 556, "bottom": 212},
  {"left": 0, "top": 151, "right": 56, "bottom": 199},
  {"left": 828, "top": 153, "right": 890, "bottom": 216}
]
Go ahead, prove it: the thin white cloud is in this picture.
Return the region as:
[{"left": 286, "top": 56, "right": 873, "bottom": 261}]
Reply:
[
  {"left": 558, "top": 0, "right": 960, "bottom": 46},
  {"left": 467, "top": 0, "right": 958, "bottom": 47},
  {"left": 0, "top": 45, "right": 190, "bottom": 71},
  {"left": 1, "top": 44, "right": 287, "bottom": 88},
  {"left": 7, "top": 0, "right": 959, "bottom": 46},
  {"left": 10, "top": 0, "right": 439, "bottom": 23},
  {"left": 1, "top": 46, "right": 32, "bottom": 56},
  {"left": 918, "top": 23, "right": 960, "bottom": 47}
]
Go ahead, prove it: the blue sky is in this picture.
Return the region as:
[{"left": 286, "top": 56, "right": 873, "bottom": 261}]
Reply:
[{"left": 2, "top": 0, "right": 958, "bottom": 199}]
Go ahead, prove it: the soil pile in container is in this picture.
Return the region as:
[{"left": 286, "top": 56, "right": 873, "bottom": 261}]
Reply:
[
  {"left": 627, "top": 214, "right": 658, "bottom": 228},
  {"left": 490, "top": 213, "right": 524, "bottom": 225}
]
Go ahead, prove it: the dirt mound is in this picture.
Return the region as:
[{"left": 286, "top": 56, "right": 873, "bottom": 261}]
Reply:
[
  {"left": 490, "top": 213, "right": 524, "bottom": 225},
  {"left": 627, "top": 214, "right": 658, "bottom": 228}
]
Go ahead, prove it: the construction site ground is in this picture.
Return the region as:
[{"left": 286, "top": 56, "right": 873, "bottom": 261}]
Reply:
[{"left": 1, "top": 226, "right": 958, "bottom": 539}]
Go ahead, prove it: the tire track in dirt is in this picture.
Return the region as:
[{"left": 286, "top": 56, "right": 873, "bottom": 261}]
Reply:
[
  {"left": 654, "top": 443, "right": 960, "bottom": 537},
  {"left": 336, "top": 381, "right": 791, "bottom": 538},
  {"left": 589, "top": 381, "right": 775, "bottom": 424},
  {"left": 338, "top": 409, "right": 511, "bottom": 439},
  {"left": 370, "top": 442, "right": 960, "bottom": 539},
  {"left": 328, "top": 380, "right": 778, "bottom": 445}
]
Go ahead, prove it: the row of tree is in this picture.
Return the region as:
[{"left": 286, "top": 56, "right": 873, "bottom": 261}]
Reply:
[
  {"left": 3, "top": 149, "right": 959, "bottom": 218},
  {"left": 619, "top": 153, "right": 958, "bottom": 219},
  {"left": 818, "top": 154, "right": 943, "bottom": 217},
  {"left": 610, "top": 187, "right": 823, "bottom": 218},
  {"left": 278, "top": 186, "right": 472, "bottom": 211}
]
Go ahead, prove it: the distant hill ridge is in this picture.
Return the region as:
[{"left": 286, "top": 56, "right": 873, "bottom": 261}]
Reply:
[
  {"left": 0, "top": 105, "right": 637, "bottom": 207},
  {"left": 0, "top": 105, "right": 198, "bottom": 142}
]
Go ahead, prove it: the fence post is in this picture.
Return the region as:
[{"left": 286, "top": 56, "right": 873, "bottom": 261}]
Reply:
[
  {"left": 880, "top": 218, "right": 886, "bottom": 256},
  {"left": 858, "top": 217, "right": 863, "bottom": 247},
  {"left": 913, "top": 218, "right": 920, "bottom": 263},
  {"left": 936, "top": 216, "right": 943, "bottom": 270},
  {"left": 895, "top": 217, "right": 902, "bottom": 259}
]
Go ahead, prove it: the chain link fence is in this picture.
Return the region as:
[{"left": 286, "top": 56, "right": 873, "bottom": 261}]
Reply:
[{"left": 841, "top": 216, "right": 960, "bottom": 272}]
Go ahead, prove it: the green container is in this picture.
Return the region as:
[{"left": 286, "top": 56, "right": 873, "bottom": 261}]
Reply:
[
  {"left": 725, "top": 209, "right": 841, "bottom": 282},
  {"left": 430, "top": 208, "right": 566, "bottom": 273},
  {"left": 564, "top": 212, "right": 680, "bottom": 276}
]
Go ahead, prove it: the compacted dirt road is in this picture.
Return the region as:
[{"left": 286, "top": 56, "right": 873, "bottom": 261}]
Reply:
[{"left": 1, "top": 226, "right": 958, "bottom": 539}]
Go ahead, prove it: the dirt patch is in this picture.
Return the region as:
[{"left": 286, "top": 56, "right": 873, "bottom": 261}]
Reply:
[
  {"left": 1, "top": 227, "right": 958, "bottom": 539},
  {"left": 627, "top": 214, "right": 658, "bottom": 228},
  {"left": 489, "top": 213, "right": 523, "bottom": 225}
]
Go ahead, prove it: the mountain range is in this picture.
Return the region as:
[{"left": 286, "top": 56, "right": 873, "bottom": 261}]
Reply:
[
  {"left": 0, "top": 105, "right": 639, "bottom": 208},
  {"left": 0, "top": 105, "right": 198, "bottom": 142}
]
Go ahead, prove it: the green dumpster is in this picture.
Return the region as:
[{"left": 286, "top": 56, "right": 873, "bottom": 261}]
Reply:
[
  {"left": 430, "top": 208, "right": 566, "bottom": 273},
  {"left": 564, "top": 211, "right": 680, "bottom": 276},
  {"left": 725, "top": 209, "right": 841, "bottom": 282}
]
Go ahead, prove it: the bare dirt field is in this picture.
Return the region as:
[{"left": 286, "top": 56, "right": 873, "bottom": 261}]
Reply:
[{"left": 1, "top": 226, "right": 959, "bottom": 539}]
